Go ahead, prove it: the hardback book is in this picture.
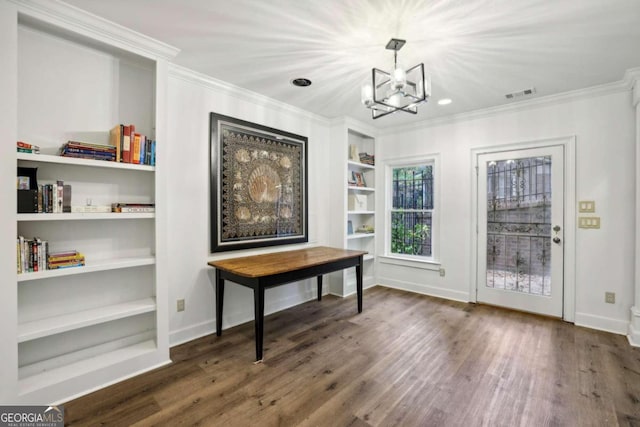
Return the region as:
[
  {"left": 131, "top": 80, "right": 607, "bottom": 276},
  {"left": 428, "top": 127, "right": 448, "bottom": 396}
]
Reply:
[
  {"left": 132, "top": 133, "right": 142, "bottom": 164},
  {"left": 109, "top": 124, "right": 123, "bottom": 162},
  {"left": 63, "top": 185, "right": 72, "bottom": 213},
  {"left": 122, "top": 125, "right": 132, "bottom": 163},
  {"left": 56, "top": 180, "right": 64, "bottom": 213}
]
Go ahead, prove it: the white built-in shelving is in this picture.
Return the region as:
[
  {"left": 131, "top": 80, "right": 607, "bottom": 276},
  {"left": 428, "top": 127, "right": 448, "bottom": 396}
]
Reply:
[
  {"left": 17, "top": 256, "right": 155, "bottom": 282},
  {"left": 329, "top": 121, "right": 377, "bottom": 296},
  {"left": 18, "top": 297, "right": 156, "bottom": 343},
  {"left": 2, "top": 0, "right": 178, "bottom": 405}
]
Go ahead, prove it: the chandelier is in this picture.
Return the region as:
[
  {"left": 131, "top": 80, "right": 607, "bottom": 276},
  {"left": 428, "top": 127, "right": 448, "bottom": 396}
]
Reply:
[{"left": 361, "top": 38, "right": 430, "bottom": 119}]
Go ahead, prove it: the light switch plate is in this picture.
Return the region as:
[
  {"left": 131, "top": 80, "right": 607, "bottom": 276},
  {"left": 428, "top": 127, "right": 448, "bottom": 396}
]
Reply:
[
  {"left": 579, "top": 201, "right": 595, "bottom": 213},
  {"left": 578, "top": 217, "right": 600, "bottom": 229}
]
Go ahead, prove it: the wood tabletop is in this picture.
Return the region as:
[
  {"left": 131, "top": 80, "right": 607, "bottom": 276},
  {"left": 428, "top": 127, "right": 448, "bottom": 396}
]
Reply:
[{"left": 208, "top": 246, "right": 367, "bottom": 278}]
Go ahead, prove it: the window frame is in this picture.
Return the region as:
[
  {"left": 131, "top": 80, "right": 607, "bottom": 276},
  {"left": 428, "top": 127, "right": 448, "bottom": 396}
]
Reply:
[{"left": 382, "top": 154, "right": 440, "bottom": 267}]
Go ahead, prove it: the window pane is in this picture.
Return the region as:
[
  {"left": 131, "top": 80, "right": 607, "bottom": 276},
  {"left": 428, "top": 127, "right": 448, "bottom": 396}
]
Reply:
[
  {"left": 392, "top": 166, "right": 433, "bottom": 209},
  {"left": 391, "top": 211, "right": 432, "bottom": 256}
]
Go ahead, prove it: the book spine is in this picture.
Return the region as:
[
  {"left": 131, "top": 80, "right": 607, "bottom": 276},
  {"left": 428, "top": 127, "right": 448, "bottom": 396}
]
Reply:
[
  {"left": 63, "top": 185, "right": 72, "bottom": 213},
  {"left": 122, "top": 125, "right": 132, "bottom": 163},
  {"left": 37, "top": 184, "right": 43, "bottom": 213},
  {"left": 133, "top": 133, "right": 141, "bottom": 164},
  {"left": 110, "top": 124, "right": 122, "bottom": 163},
  {"left": 150, "top": 140, "right": 156, "bottom": 166},
  {"left": 17, "top": 238, "right": 21, "bottom": 274},
  {"left": 56, "top": 181, "right": 63, "bottom": 213},
  {"left": 140, "top": 136, "right": 146, "bottom": 165}
]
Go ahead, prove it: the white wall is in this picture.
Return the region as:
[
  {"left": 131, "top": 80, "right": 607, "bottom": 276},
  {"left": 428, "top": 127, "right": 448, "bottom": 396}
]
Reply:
[
  {"left": 375, "top": 86, "right": 636, "bottom": 334},
  {"left": 165, "top": 66, "right": 332, "bottom": 346}
]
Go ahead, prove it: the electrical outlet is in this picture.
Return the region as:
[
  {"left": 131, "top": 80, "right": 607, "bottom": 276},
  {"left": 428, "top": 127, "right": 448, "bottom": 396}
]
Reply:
[
  {"left": 605, "top": 292, "right": 615, "bottom": 304},
  {"left": 177, "top": 299, "right": 185, "bottom": 312},
  {"left": 439, "top": 268, "right": 445, "bottom": 277}
]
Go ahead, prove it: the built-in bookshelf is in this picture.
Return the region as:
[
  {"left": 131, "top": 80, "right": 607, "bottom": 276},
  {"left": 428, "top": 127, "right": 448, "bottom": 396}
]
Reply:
[
  {"left": 1, "top": 1, "right": 178, "bottom": 405},
  {"left": 329, "top": 120, "right": 377, "bottom": 296}
]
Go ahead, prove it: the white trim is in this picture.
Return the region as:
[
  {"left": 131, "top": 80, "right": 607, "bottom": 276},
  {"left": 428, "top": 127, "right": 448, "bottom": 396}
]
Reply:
[
  {"left": 378, "top": 255, "right": 440, "bottom": 271},
  {"left": 377, "top": 280, "right": 469, "bottom": 303},
  {"left": 379, "top": 79, "right": 630, "bottom": 137},
  {"left": 168, "top": 63, "right": 330, "bottom": 126},
  {"left": 470, "top": 136, "right": 577, "bottom": 321},
  {"left": 330, "top": 116, "right": 379, "bottom": 141},
  {"left": 49, "top": 359, "right": 172, "bottom": 406},
  {"left": 13, "top": 0, "right": 179, "bottom": 60},
  {"left": 383, "top": 154, "right": 440, "bottom": 263},
  {"left": 574, "top": 312, "right": 629, "bottom": 336},
  {"left": 629, "top": 306, "right": 640, "bottom": 347},
  {"left": 169, "top": 319, "right": 215, "bottom": 348}
]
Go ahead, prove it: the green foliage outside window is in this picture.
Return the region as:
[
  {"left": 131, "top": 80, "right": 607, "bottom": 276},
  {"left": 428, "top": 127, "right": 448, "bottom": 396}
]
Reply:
[{"left": 391, "top": 165, "right": 433, "bottom": 256}]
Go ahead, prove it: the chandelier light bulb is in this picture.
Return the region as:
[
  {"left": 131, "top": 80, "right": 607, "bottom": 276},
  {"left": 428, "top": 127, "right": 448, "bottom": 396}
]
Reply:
[
  {"left": 361, "top": 83, "right": 374, "bottom": 106},
  {"left": 392, "top": 67, "right": 406, "bottom": 91},
  {"left": 388, "top": 92, "right": 403, "bottom": 108}
]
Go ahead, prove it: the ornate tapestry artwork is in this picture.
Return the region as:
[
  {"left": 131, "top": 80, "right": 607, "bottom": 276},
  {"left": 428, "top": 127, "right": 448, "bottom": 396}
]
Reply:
[{"left": 210, "top": 113, "right": 308, "bottom": 252}]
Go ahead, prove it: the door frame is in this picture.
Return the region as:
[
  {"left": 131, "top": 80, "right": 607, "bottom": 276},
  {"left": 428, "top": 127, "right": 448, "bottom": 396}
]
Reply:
[{"left": 470, "top": 136, "right": 576, "bottom": 322}]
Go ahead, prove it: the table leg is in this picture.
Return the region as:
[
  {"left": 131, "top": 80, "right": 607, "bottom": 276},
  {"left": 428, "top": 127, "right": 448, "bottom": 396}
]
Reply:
[
  {"left": 317, "top": 275, "right": 323, "bottom": 301},
  {"left": 356, "top": 255, "right": 363, "bottom": 313},
  {"left": 216, "top": 269, "right": 224, "bottom": 336},
  {"left": 254, "top": 285, "right": 265, "bottom": 361}
]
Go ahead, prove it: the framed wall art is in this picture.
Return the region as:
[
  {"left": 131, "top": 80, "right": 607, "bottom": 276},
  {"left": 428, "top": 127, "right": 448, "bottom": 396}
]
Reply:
[{"left": 210, "top": 113, "right": 308, "bottom": 252}]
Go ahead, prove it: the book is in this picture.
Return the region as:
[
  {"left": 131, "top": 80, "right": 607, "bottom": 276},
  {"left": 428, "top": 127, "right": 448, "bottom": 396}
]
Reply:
[
  {"left": 17, "top": 147, "right": 40, "bottom": 154},
  {"left": 112, "top": 203, "right": 155, "bottom": 213},
  {"left": 140, "top": 135, "right": 146, "bottom": 165},
  {"left": 132, "top": 133, "right": 142, "bottom": 164},
  {"left": 109, "top": 124, "right": 123, "bottom": 163},
  {"left": 71, "top": 205, "right": 111, "bottom": 213},
  {"left": 63, "top": 185, "right": 72, "bottom": 213},
  {"left": 123, "top": 125, "right": 133, "bottom": 163},
  {"left": 56, "top": 180, "right": 64, "bottom": 213},
  {"left": 150, "top": 140, "right": 156, "bottom": 166}
]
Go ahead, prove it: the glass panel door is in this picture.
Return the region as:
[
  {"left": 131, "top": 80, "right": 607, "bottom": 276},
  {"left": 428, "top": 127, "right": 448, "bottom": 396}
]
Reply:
[{"left": 477, "top": 146, "right": 563, "bottom": 317}]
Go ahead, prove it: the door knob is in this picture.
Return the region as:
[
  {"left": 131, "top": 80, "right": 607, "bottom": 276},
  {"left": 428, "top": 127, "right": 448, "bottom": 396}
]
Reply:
[{"left": 553, "top": 237, "right": 561, "bottom": 244}]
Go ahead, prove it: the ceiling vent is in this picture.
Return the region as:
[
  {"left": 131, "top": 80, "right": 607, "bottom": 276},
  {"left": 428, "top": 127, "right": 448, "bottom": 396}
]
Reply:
[{"left": 505, "top": 87, "right": 537, "bottom": 100}]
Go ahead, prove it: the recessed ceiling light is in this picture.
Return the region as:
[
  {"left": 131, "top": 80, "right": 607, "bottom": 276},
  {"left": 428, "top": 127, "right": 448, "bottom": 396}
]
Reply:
[
  {"left": 291, "top": 78, "right": 312, "bottom": 87},
  {"left": 438, "top": 98, "right": 452, "bottom": 105}
]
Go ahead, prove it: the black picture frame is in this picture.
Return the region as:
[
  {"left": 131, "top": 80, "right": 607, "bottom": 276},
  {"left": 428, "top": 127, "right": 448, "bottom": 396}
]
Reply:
[{"left": 210, "top": 113, "right": 308, "bottom": 252}]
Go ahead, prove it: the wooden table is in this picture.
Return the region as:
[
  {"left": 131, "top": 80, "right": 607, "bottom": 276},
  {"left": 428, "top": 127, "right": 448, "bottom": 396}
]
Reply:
[{"left": 208, "top": 246, "right": 367, "bottom": 361}]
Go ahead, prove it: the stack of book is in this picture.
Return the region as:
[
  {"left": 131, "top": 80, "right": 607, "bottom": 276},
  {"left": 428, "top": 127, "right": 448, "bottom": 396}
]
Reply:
[
  {"left": 47, "top": 250, "right": 85, "bottom": 270},
  {"left": 112, "top": 203, "right": 155, "bottom": 213},
  {"left": 110, "top": 124, "right": 156, "bottom": 165},
  {"left": 17, "top": 236, "right": 48, "bottom": 274},
  {"left": 17, "top": 141, "right": 40, "bottom": 154},
  {"left": 60, "top": 141, "right": 117, "bottom": 161},
  {"left": 359, "top": 152, "right": 375, "bottom": 166}
]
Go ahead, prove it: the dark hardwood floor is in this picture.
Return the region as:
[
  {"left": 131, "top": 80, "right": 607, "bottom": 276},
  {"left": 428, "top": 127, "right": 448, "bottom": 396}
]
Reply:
[{"left": 65, "top": 286, "right": 640, "bottom": 426}]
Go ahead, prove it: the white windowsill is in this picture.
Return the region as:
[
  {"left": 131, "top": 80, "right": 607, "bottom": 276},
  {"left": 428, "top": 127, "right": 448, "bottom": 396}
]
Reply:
[{"left": 378, "top": 255, "right": 441, "bottom": 271}]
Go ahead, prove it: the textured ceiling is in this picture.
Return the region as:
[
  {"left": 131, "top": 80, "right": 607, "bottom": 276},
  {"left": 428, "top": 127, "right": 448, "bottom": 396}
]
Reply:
[{"left": 64, "top": 0, "right": 640, "bottom": 127}]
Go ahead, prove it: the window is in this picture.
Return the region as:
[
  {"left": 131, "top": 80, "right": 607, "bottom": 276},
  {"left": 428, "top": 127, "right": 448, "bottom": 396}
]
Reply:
[{"left": 387, "top": 159, "right": 437, "bottom": 261}]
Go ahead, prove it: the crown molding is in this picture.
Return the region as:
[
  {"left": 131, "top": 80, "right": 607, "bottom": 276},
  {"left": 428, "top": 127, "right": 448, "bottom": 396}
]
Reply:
[
  {"left": 624, "top": 67, "right": 640, "bottom": 107},
  {"left": 329, "top": 116, "right": 378, "bottom": 138},
  {"left": 12, "top": 0, "right": 180, "bottom": 60},
  {"left": 168, "top": 63, "right": 331, "bottom": 127},
  {"left": 377, "top": 76, "right": 632, "bottom": 137}
]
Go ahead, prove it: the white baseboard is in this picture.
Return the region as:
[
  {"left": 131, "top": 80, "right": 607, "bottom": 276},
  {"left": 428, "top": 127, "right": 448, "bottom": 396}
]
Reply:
[
  {"left": 377, "top": 277, "right": 470, "bottom": 303},
  {"left": 169, "top": 287, "right": 318, "bottom": 348},
  {"left": 574, "top": 312, "right": 629, "bottom": 336},
  {"left": 628, "top": 306, "right": 640, "bottom": 347},
  {"left": 169, "top": 319, "right": 216, "bottom": 347}
]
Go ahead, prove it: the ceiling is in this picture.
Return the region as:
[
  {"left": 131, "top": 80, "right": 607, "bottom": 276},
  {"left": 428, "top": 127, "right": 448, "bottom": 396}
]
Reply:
[{"left": 65, "top": 0, "right": 640, "bottom": 127}]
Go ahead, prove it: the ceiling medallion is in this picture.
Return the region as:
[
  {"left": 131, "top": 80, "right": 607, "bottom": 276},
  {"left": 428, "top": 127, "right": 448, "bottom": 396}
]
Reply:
[{"left": 361, "top": 38, "right": 430, "bottom": 119}]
